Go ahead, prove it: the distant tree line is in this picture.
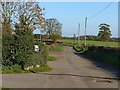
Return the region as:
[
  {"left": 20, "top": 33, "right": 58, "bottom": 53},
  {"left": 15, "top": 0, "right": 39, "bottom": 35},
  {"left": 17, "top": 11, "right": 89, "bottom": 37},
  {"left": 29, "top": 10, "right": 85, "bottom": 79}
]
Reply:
[
  {"left": 63, "top": 35, "right": 119, "bottom": 42},
  {"left": 63, "top": 35, "right": 99, "bottom": 41},
  {"left": 64, "top": 23, "right": 119, "bottom": 42}
]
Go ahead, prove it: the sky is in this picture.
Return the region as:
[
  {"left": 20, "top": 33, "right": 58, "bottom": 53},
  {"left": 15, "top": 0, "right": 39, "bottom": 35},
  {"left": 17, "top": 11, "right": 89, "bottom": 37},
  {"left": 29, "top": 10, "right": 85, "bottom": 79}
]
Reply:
[{"left": 33, "top": 2, "right": 118, "bottom": 38}]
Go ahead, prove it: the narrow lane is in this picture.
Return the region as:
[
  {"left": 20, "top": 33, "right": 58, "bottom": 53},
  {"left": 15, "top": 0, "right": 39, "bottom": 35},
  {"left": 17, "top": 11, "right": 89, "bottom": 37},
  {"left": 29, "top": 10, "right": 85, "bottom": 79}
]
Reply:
[
  {"left": 2, "top": 46, "right": 119, "bottom": 88},
  {"left": 46, "top": 46, "right": 118, "bottom": 88}
]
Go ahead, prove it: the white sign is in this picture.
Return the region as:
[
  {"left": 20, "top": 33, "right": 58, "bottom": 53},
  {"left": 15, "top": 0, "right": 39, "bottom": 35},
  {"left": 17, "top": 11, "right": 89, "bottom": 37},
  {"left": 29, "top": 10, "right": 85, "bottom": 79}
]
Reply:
[{"left": 34, "top": 45, "right": 39, "bottom": 52}]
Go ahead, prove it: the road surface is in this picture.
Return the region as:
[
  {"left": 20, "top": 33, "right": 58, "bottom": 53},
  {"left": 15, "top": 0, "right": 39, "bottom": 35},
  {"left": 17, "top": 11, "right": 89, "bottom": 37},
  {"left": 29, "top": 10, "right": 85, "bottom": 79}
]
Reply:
[{"left": 2, "top": 46, "right": 119, "bottom": 88}]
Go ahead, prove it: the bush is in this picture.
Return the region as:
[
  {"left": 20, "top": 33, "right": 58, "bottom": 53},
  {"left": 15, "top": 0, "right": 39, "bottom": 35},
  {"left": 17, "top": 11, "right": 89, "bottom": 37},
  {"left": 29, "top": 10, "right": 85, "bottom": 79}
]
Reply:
[
  {"left": 2, "top": 18, "right": 49, "bottom": 72},
  {"left": 83, "top": 46, "right": 120, "bottom": 67},
  {"left": 50, "top": 33, "right": 61, "bottom": 43},
  {"left": 29, "top": 51, "right": 47, "bottom": 67},
  {"left": 2, "top": 35, "right": 13, "bottom": 66},
  {"left": 2, "top": 27, "right": 48, "bottom": 71}
]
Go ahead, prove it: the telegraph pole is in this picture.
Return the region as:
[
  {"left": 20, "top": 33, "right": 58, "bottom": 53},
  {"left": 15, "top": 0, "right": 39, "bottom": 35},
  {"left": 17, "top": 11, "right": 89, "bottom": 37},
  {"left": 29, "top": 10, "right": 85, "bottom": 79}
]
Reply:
[
  {"left": 74, "top": 34, "right": 76, "bottom": 44},
  {"left": 78, "top": 23, "right": 80, "bottom": 46},
  {"left": 84, "top": 17, "right": 87, "bottom": 46}
]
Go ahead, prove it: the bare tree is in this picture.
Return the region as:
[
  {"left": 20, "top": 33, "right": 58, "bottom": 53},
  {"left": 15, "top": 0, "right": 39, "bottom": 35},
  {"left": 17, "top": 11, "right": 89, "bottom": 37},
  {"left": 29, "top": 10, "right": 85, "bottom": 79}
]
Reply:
[
  {"left": 16, "top": 2, "right": 46, "bottom": 31},
  {"left": 1, "top": 2, "right": 20, "bottom": 35},
  {"left": 1, "top": 2, "right": 46, "bottom": 33}
]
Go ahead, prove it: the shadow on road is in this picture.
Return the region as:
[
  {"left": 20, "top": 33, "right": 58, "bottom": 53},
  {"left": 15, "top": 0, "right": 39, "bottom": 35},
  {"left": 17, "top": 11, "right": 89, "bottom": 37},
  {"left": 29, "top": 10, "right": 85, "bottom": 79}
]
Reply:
[
  {"left": 38, "top": 73, "right": 118, "bottom": 81},
  {"left": 74, "top": 52, "right": 119, "bottom": 80}
]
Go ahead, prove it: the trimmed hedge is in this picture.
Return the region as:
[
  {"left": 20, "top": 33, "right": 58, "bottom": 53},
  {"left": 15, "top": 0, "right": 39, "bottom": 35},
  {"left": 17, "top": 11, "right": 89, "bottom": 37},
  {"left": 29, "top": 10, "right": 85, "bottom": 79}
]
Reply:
[{"left": 83, "top": 46, "right": 120, "bottom": 67}]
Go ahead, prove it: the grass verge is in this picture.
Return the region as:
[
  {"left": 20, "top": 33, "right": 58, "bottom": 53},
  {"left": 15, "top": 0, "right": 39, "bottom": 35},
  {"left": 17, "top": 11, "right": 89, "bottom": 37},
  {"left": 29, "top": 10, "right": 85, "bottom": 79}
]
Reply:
[
  {"left": 47, "top": 56, "right": 56, "bottom": 61},
  {"left": 48, "top": 44, "right": 64, "bottom": 52},
  {"left": 2, "top": 68, "right": 30, "bottom": 74},
  {"left": 2, "top": 65, "right": 52, "bottom": 74},
  {"left": 30, "top": 66, "right": 52, "bottom": 72},
  {"left": 1, "top": 88, "right": 11, "bottom": 90}
]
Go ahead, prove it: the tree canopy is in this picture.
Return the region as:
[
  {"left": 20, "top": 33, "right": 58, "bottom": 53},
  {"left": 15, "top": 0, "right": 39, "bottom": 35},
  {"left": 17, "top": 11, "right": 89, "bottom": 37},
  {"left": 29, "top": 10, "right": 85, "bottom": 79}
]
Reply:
[
  {"left": 45, "top": 18, "right": 62, "bottom": 35},
  {"left": 98, "top": 23, "right": 112, "bottom": 41}
]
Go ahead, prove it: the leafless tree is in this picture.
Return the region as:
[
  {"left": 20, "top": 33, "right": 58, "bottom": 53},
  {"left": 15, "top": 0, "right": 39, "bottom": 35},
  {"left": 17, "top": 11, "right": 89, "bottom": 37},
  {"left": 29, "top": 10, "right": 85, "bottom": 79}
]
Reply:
[
  {"left": 16, "top": 2, "right": 46, "bottom": 31},
  {"left": 1, "top": 2, "right": 46, "bottom": 33}
]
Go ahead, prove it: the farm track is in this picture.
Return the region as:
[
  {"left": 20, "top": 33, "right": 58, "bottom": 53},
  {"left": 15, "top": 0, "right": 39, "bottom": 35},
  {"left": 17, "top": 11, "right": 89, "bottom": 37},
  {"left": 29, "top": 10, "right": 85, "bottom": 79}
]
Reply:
[{"left": 2, "top": 46, "right": 119, "bottom": 88}]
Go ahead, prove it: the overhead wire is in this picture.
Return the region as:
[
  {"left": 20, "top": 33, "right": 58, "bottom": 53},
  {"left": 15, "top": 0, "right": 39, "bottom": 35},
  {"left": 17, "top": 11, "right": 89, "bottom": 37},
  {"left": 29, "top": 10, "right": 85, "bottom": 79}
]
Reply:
[
  {"left": 72, "top": 1, "right": 115, "bottom": 37},
  {"left": 79, "top": 1, "right": 115, "bottom": 35},
  {"left": 88, "top": 1, "right": 114, "bottom": 20}
]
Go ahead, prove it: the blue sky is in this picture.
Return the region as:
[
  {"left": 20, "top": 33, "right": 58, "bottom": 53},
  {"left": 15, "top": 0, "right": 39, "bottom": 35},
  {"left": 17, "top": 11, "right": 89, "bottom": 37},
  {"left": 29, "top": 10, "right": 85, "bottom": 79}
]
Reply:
[{"left": 34, "top": 2, "right": 118, "bottom": 37}]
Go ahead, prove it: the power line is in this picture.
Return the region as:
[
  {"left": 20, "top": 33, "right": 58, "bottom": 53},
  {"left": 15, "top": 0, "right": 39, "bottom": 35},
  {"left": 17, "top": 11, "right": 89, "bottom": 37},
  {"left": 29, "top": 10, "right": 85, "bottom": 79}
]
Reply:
[
  {"left": 88, "top": 2, "right": 114, "bottom": 20},
  {"left": 80, "top": 2, "right": 114, "bottom": 36},
  {"left": 80, "top": 2, "right": 114, "bottom": 27},
  {"left": 75, "top": 2, "right": 114, "bottom": 38}
]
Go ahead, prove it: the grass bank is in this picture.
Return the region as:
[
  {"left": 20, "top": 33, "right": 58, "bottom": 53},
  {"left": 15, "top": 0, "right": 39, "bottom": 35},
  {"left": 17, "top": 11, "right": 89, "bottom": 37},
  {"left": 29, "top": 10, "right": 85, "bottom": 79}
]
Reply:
[
  {"left": 46, "top": 44, "right": 64, "bottom": 61},
  {"left": 73, "top": 45, "right": 119, "bottom": 67}
]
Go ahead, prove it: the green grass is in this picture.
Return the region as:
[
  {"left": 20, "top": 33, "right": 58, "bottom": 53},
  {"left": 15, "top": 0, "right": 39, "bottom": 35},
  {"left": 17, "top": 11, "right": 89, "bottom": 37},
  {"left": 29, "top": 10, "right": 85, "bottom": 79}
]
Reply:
[
  {"left": 47, "top": 56, "right": 56, "bottom": 61},
  {"left": 30, "top": 66, "right": 52, "bottom": 72},
  {"left": 2, "top": 68, "right": 30, "bottom": 74},
  {"left": 1, "top": 88, "right": 11, "bottom": 90},
  {"left": 62, "top": 39, "right": 119, "bottom": 47},
  {"left": 48, "top": 44, "right": 64, "bottom": 52},
  {"left": 2, "top": 66, "right": 52, "bottom": 74}
]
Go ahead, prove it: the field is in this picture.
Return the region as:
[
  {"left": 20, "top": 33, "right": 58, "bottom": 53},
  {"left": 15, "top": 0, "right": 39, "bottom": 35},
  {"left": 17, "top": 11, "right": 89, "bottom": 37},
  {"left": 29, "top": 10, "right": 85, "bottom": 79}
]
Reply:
[{"left": 62, "top": 39, "right": 119, "bottom": 47}]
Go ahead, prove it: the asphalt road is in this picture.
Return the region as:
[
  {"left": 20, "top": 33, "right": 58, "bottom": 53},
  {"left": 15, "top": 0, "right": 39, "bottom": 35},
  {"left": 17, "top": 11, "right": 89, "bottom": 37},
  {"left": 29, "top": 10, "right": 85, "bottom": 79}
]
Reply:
[{"left": 1, "top": 46, "right": 119, "bottom": 88}]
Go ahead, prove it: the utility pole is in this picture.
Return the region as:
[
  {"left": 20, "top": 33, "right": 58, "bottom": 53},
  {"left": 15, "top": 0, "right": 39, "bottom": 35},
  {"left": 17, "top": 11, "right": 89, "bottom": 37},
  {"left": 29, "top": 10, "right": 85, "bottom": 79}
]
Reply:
[
  {"left": 78, "top": 23, "right": 80, "bottom": 46},
  {"left": 74, "top": 34, "right": 76, "bottom": 44},
  {"left": 84, "top": 17, "right": 87, "bottom": 46}
]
